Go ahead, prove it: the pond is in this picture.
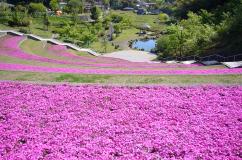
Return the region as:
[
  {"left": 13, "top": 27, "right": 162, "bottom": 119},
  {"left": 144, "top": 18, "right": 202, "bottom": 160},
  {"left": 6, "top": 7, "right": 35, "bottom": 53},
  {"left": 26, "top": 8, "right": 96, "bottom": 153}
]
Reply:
[{"left": 131, "top": 39, "right": 157, "bottom": 52}]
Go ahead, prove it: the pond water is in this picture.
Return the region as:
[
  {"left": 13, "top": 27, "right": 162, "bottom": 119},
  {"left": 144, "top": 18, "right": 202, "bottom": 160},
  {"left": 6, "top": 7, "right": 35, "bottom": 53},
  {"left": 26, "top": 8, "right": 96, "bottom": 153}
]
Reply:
[{"left": 131, "top": 39, "right": 157, "bottom": 52}]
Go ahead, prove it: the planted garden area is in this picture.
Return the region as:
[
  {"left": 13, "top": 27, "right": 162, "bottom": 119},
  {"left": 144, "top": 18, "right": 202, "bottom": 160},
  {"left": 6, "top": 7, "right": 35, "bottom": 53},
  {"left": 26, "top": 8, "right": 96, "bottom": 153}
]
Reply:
[
  {"left": 1, "top": 0, "right": 242, "bottom": 157},
  {"left": 0, "top": 82, "right": 241, "bottom": 159},
  {"left": 0, "top": 35, "right": 242, "bottom": 78},
  {"left": 0, "top": 34, "right": 242, "bottom": 159}
]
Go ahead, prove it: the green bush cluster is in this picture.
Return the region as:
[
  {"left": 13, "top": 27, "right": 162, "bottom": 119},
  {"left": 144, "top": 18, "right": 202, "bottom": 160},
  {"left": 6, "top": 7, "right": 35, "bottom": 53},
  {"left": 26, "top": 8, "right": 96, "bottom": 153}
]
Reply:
[
  {"left": 157, "top": 0, "right": 242, "bottom": 58},
  {"left": 8, "top": 9, "right": 31, "bottom": 27},
  {"left": 28, "top": 2, "right": 46, "bottom": 17}
]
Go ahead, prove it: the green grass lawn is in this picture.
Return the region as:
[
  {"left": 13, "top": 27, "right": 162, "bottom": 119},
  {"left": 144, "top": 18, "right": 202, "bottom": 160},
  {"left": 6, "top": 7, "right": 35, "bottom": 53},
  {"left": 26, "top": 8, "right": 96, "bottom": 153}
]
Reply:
[
  {"left": 0, "top": 16, "right": 73, "bottom": 38},
  {"left": 90, "top": 40, "right": 117, "bottom": 53},
  {"left": 114, "top": 28, "right": 140, "bottom": 42},
  {"left": 0, "top": 70, "right": 241, "bottom": 85},
  {"left": 111, "top": 10, "right": 164, "bottom": 32},
  {"left": 112, "top": 28, "right": 140, "bottom": 49},
  {"left": 90, "top": 28, "right": 140, "bottom": 52},
  {"left": 0, "top": 21, "right": 52, "bottom": 38},
  {"left": 89, "top": 11, "right": 163, "bottom": 52}
]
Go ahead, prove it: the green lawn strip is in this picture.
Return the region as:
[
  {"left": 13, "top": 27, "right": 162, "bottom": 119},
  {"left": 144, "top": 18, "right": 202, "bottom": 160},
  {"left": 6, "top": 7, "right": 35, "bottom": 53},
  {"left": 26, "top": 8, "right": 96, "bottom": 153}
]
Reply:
[
  {"left": 0, "top": 70, "right": 241, "bottom": 85},
  {"left": 0, "top": 71, "right": 112, "bottom": 83},
  {"left": 105, "top": 74, "right": 242, "bottom": 85},
  {"left": 55, "top": 74, "right": 111, "bottom": 83}
]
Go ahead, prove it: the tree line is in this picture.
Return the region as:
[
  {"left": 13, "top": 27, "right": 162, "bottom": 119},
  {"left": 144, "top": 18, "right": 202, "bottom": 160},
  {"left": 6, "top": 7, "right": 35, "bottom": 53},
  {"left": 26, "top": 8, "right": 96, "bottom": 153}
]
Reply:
[{"left": 156, "top": 0, "right": 242, "bottom": 59}]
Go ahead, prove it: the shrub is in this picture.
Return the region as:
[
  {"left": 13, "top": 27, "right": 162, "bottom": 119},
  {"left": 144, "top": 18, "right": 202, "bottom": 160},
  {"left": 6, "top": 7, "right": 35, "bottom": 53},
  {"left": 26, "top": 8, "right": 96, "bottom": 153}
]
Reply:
[
  {"left": 156, "top": 12, "right": 216, "bottom": 58},
  {"left": 111, "top": 14, "right": 123, "bottom": 23},
  {"left": 158, "top": 13, "right": 170, "bottom": 23},
  {"left": 21, "top": 17, "right": 31, "bottom": 26},
  {"left": 50, "top": 0, "right": 59, "bottom": 11},
  {"left": 0, "top": 5, "right": 10, "bottom": 23},
  {"left": 66, "top": 0, "right": 83, "bottom": 14},
  {"left": 19, "top": 28, "right": 31, "bottom": 34},
  {"left": 28, "top": 3, "right": 46, "bottom": 15},
  {"left": 113, "top": 24, "right": 122, "bottom": 34},
  {"left": 8, "top": 12, "right": 31, "bottom": 27},
  {"left": 91, "top": 6, "right": 101, "bottom": 21},
  {"left": 15, "top": 5, "right": 27, "bottom": 12}
]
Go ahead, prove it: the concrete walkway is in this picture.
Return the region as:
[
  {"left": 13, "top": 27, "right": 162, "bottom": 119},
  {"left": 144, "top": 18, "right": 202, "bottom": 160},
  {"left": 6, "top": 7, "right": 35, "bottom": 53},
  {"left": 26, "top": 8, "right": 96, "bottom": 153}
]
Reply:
[
  {"left": 222, "top": 61, "right": 242, "bottom": 68},
  {"left": 103, "top": 50, "right": 157, "bottom": 62}
]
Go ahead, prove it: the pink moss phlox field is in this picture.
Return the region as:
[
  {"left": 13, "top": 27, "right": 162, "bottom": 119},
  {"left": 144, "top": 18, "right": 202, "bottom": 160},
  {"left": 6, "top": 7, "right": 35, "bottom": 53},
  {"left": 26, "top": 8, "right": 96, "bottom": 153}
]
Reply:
[
  {"left": 0, "top": 36, "right": 79, "bottom": 65},
  {"left": 48, "top": 45, "right": 202, "bottom": 68},
  {"left": 0, "top": 82, "right": 241, "bottom": 159},
  {"left": 47, "top": 45, "right": 127, "bottom": 64},
  {"left": 0, "top": 62, "right": 242, "bottom": 75},
  {"left": 1, "top": 36, "right": 202, "bottom": 69}
]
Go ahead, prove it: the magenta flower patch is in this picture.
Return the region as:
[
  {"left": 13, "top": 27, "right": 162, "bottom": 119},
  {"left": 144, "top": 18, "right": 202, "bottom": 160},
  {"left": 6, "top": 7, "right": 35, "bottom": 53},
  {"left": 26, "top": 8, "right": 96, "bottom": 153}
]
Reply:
[
  {"left": 0, "top": 82, "right": 241, "bottom": 159},
  {"left": 0, "top": 36, "right": 206, "bottom": 69},
  {"left": 0, "top": 35, "right": 242, "bottom": 75},
  {"left": 0, "top": 62, "right": 242, "bottom": 75}
]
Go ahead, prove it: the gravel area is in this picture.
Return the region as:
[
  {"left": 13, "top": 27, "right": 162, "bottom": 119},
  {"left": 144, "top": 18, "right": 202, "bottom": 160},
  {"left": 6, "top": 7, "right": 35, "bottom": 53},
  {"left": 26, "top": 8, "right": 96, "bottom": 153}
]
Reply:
[{"left": 103, "top": 50, "right": 157, "bottom": 62}]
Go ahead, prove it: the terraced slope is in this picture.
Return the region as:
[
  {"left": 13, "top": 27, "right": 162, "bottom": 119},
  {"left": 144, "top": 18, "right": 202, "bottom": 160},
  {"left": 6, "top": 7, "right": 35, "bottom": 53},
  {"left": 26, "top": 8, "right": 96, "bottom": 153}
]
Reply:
[
  {"left": 0, "top": 35, "right": 241, "bottom": 84},
  {"left": 0, "top": 32, "right": 241, "bottom": 160}
]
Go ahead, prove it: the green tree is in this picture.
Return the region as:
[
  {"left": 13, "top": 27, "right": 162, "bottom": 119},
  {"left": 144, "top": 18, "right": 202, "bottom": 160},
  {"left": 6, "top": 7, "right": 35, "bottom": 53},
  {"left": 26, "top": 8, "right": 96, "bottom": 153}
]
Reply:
[
  {"left": 158, "top": 13, "right": 170, "bottom": 23},
  {"left": 43, "top": 12, "right": 50, "bottom": 30},
  {"left": 67, "top": 0, "right": 83, "bottom": 14},
  {"left": 157, "top": 12, "right": 216, "bottom": 57},
  {"left": 103, "top": 0, "right": 110, "bottom": 9},
  {"left": 50, "top": 0, "right": 59, "bottom": 11},
  {"left": 71, "top": 12, "right": 79, "bottom": 26},
  {"left": 156, "top": 25, "right": 181, "bottom": 57},
  {"left": 113, "top": 23, "right": 121, "bottom": 34},
  {"left": 79, "top": 31, "right": 96, "bottom": 47},
  {"left": 15, "top": 5, "right": 27, "bottom": 12},
  {"left": 8, "top": 7, "right": 30, "bottom": 27},
  {"left": 110, "top": 14, "right": 123, "bottom": 23},
  {"left": 102, "top": 31, "right": 108, "bottom": 53},
  {"left": 103, "top": 16, "right": 111, "bottom": 30},
  {"left": 175, "top": 0, "right": 230, "bottom": 18},
  {"left": 0, "top": 2, "right": 11, "bottom": 23},
  {"left": 28, "top": 2, "right": 46, "bottom": 16},
  {"left": 91, "top": 6, "right": 102, "bottom": 21}
]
